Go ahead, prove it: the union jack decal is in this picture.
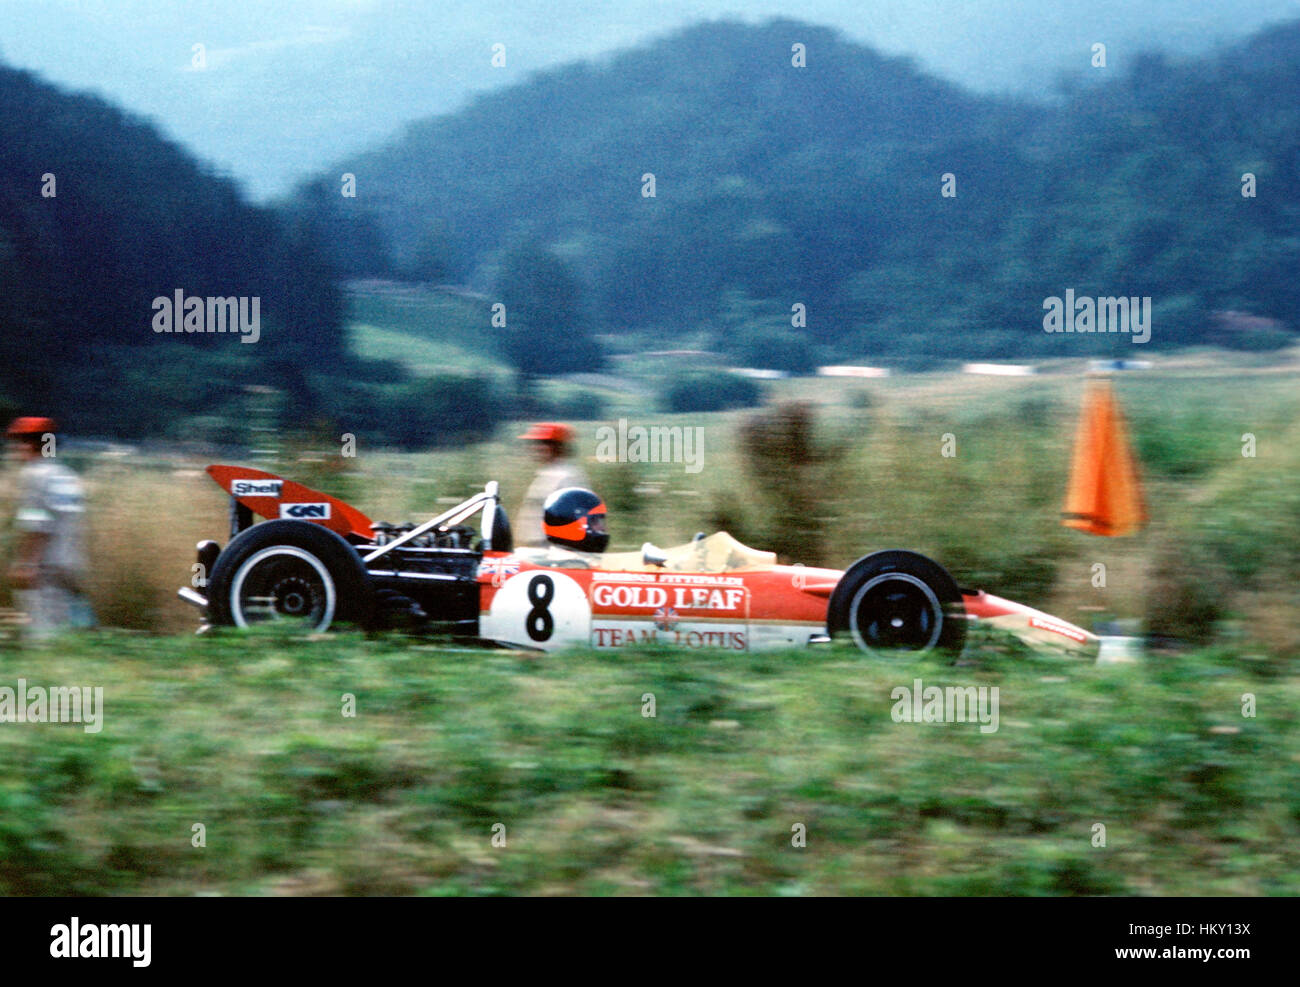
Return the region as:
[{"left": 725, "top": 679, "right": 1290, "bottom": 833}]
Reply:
[
  {"left": 653, "top": 606, "right": 679, "bottom": 631},
  {"left": 477, "top": 559, "right": 520, "bottom": 579}
]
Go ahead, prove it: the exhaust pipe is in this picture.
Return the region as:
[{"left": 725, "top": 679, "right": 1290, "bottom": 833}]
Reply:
[
  {"left": 178, "top": 540, "right": 220, "bottom": 610},
  {"left": 177, "top": 587, "right": 208, "bottom": 609}
]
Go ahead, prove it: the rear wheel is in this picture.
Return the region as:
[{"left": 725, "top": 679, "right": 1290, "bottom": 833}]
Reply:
[
  {"left": 827, "top": 550, "right": 966, "bottom": 658},
  {"left": 207, "top": 521, "right": 372, "bottom": 631}
]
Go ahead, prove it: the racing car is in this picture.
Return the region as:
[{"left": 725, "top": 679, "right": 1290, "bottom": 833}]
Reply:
[{"left": 177, "top": 464, "right": 1099, "bottom": 658}]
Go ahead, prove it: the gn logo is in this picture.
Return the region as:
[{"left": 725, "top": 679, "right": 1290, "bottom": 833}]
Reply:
[{"left": 280, "top": 502, "right": 331, "bottom": 519}]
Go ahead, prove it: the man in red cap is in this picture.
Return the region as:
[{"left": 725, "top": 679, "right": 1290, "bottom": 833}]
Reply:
[
  {"left": 515, "top": 422, "right": 589, "bottom": 547},
  {"left": 6, "top": 417, "right": 94, "bottom": 639}
]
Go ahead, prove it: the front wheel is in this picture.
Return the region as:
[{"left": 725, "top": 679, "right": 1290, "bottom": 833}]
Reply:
[
  {"left": 206, "top": 521, "right": 373, "bottom": 631},
  {"left": 827, "top": 550, "right": 966, "bottom": 658}
]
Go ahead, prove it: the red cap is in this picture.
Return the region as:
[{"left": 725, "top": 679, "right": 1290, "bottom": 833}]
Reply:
[
  {"left": 6, "top": 416, "right": 56, "bottom": 438},
  {"left": 518, "top": 422, "right": 573, "bottom": 443}
]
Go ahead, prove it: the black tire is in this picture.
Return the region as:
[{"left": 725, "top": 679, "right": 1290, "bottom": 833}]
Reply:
[
  {"left": 207, "top": 520, "right": 373, "bottom": 631},
  {"left": 827, "top": 550, "right": 966, "bottom": 658}
]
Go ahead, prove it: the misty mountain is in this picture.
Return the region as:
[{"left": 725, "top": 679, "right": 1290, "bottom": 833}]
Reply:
[
  {"left": 296, "top": 18, "right": 1300, "bottom": 363},
  {"left": 4, "top": 0, "right": 1296, "bottom": 200}
]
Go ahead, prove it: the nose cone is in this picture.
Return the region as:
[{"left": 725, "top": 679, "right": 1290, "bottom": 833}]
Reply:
[{"left": 962, "top": 590, "right": 1101, "bottom": 658}]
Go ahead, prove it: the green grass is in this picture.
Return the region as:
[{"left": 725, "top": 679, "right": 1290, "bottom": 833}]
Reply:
[
  {"left": 347, "top": 287, "right": 486, "bottom": 344},
  {"left": 0, "top": 630, "right": 1293, "bottom": 895},
  {"left": 346, "top": 286, "right": 505, "bottom": 375},
  {"left": 3, "top": 351, "right": 1296, "bottom": 895},
  {"left": 349, "top": 323, "right": 496, "bottom": 376}
]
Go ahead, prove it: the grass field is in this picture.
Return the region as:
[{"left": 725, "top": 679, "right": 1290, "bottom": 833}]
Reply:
[
  {"left": 346, "top": 284, "right": 503, "bottom": 376},
  {"left": 0, "top": 342, "right": 1296, "bottom": 895},
  {"left": 0, "top": 631, "right": 1293, "bottom": 896}
]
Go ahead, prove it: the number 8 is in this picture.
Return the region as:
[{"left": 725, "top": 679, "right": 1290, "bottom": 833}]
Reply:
[{"left": 525, "top": 574, "right": 554, "bottom": 641}]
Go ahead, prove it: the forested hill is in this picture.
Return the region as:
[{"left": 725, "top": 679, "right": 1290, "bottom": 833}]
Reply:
[
  {"left": 0, "top": 64, "right": 346, "bottom": 436},
  {"left": 296, "top": 17, "right": 1300, "bottom": 365}
]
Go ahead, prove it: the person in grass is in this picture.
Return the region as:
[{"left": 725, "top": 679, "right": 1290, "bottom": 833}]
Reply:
[
  {"left": 6, "top": 417, "right": 95, "bottom": 640},
  {"left": 515, "top": 422, "right": 589, "bottom": 548}
]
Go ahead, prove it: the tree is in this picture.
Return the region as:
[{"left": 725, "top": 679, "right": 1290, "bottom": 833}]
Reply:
[
  {"left": 398, "top": 225, "right": 458, "bottom": 284},
  {"left": 495, "top": 243, "right": 602, "bottom": 379}
]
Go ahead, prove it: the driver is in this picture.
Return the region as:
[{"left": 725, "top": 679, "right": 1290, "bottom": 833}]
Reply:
[{"left": 517, "top": 487, "right": 608, "bottom": 568}]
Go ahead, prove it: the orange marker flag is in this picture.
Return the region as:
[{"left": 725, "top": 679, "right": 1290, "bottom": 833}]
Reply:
[{"left": 1062, "top": 378, "right": 1147, "bottom": 536}]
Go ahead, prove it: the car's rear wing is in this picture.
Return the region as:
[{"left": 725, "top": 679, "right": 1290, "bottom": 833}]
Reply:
[
  {"left": 206, "top": 466, "right": 510, "bottom": 553},
  {"left": 206, "top": 464, "right": 375, "bottom": 540}
]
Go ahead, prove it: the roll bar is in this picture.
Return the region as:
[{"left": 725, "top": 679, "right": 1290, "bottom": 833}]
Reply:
[{"left": 362, "top": 481, "right": 500, "bottom": 562}]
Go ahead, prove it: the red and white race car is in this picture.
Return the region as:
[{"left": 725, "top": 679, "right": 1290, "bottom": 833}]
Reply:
[{"left": 178, "top": 465, "right": 1098, "bottom": 658}]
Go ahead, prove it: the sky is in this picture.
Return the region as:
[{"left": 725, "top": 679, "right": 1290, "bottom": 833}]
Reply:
[{"left": 1, "top": 0, "right": 1294, "bottom": 201}]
